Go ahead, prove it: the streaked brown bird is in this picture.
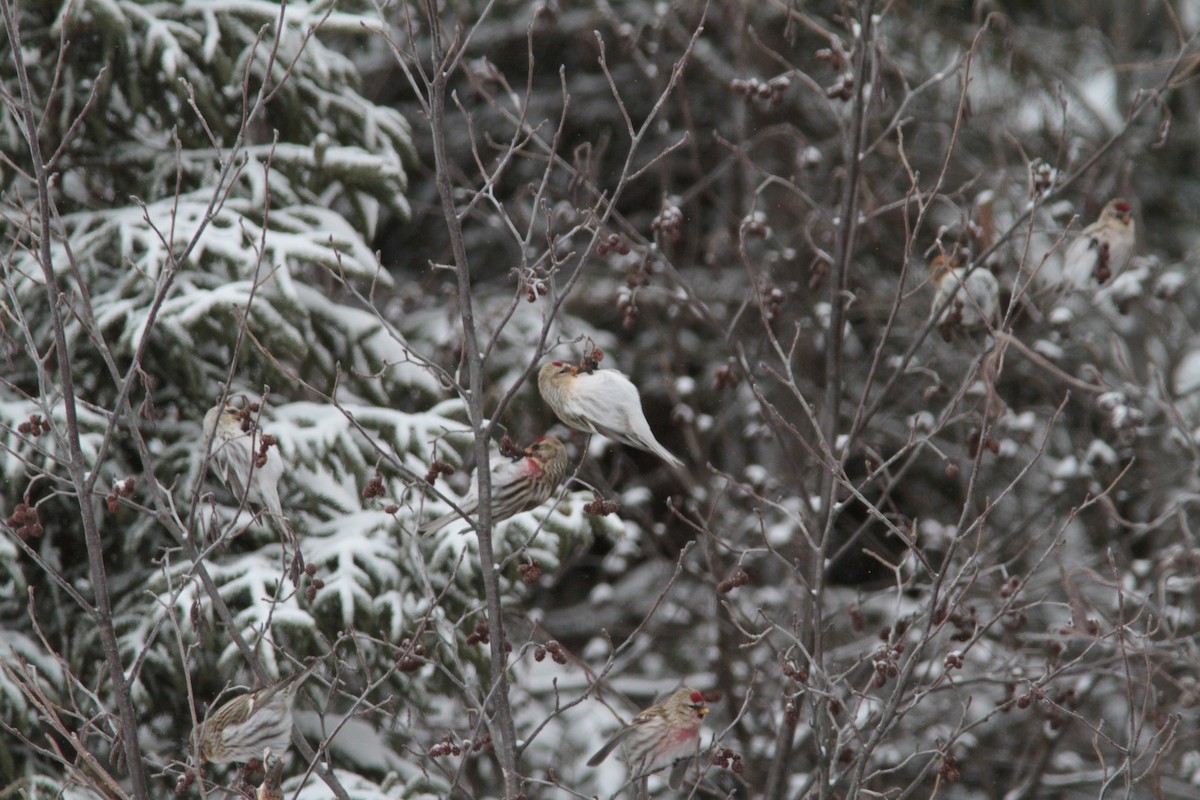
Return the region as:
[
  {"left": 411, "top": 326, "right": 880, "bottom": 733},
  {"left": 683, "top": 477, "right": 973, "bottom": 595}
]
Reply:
[
  {"left": 192, "top": 661, "right": 319, "bottom": 765},
  {"left": 587, "top": 687, "right": 709, "bottom": 789},
  {"left": 419, "top": 436, "right": 569, "bottom": 534}
]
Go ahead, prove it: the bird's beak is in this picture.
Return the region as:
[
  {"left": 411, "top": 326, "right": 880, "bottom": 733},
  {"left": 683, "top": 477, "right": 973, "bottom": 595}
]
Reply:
[{"left": 698, "top": 705, "right": 709, "bottom": 717}]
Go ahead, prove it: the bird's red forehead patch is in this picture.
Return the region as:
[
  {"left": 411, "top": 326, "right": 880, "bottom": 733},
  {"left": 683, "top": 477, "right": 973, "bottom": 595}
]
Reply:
[
  {"left": 691, "top": 690, "right": 704, "bottom": 704},
  {"left": 1114, "top": 201, "right": 1130, "bottom": 213}
]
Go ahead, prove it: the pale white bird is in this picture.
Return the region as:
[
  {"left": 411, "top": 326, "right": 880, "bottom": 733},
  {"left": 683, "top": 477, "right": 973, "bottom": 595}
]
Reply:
[
  {"left": 538, "top": 361, "right": 683, "bottom": 467},
  {"left": 202, "top": 400, "right": 285, "bottom": 522},
  {"left": 419, "top": 436, "right": 569, "bottom": 535},
  {"left": 1059, "top": 199, "right": 1135, "bottom": 291},
  {"left": 930, "top": 254, "right": 1000, "bottom": 338}
]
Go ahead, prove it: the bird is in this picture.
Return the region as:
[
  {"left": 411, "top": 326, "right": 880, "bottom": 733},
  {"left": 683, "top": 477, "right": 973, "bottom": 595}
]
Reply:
[
  {"left": 1059, "top": 199, "right": 1135, "bottom": 291},
  {"left": 537, "top": 361, "right": 683, "bottom": 467},
  {"left": 202, "top": 399, "right": 285, "bottom": 523},
  {"left": 587, "top": 687, "right": 709, "bottom": 789},
  {"left": 419, "top": 436, "right": 570, "bottom": 534},
  {"left": 191, "top": 660, "right": 319, "bottom": 765},
  {"left": 929, "top": 254, "right": 1000, "bottom": 339}
]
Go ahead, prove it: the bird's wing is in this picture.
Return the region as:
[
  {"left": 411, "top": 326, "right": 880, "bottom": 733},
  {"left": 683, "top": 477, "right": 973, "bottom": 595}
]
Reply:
[
  {"left": 1061, "top": 233, "right": 1099, "bottom": 288},
  {"left": 586, "top": 726, "right": 631, "bottom": 767},
  {"left": 419, "top": 467, "right": 484, "bottom": 534},
  {"left": 211, "top": 437, "right": 252, "bottom": 501},
  {"left": 572, "top": 372, "right": 646, "bottom": 440},
  {"left": 669, "top": 757, "right": 694, "bottom": 790}
]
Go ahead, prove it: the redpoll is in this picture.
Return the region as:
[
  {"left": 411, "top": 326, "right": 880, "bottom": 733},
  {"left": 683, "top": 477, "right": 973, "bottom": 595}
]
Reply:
[
  {"left": 587, "top": 687, "right": 709, "bottom": 789},
  {"left": 538, "top": 361, "right": 683, "bottom": 467},
  {"left": 419, "top": 436, "right": 569, "bottom": 534},
  {"left": 930, "top": 254, "right": 999, "bottom": 338},
  {"left": 192, "top": 661, "right": 319, "bottom": 765},
  {"left": 1060, "top": 199, "right": 1135, "bottom": 290},
  {"left": 202, "top": 400, "right": 285, "bottom": 522}
]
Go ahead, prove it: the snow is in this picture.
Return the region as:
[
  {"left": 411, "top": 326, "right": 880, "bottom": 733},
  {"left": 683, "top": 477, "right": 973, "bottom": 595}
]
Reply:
[
  {"left": 1033, "top": 339, "right": 1065, "bottom": 360},
  {"left": 1084, "top": 439, "right": 1118, "bottom": 467},
  {"left": 1048, "top": 306, "right": 1075, "bottom": 327},
  {"left": 1051, "top": 455, "right": 1081, "bottom": 479},
  {"left": 1175, "top": 350, "right": 1200, "bottom": 395}
]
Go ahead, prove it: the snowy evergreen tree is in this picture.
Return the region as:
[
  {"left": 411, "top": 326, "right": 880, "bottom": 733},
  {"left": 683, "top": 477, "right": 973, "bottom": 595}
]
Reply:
[{"left": 4, "top": 1, "right": 1200, "bottom": 799}]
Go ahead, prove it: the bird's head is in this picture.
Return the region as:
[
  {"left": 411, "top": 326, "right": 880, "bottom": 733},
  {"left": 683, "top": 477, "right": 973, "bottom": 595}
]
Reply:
[
  {"left": 1106, "top": 199, "right": 1132, "bottom": 226},
  {"left": 678, "top": 688, "right": 709, "bottom": 720},
  {"left": 929, "top": 254, "right": 952, "bottom": 283},
  {"left": 525, "top": 436, "right": 564, "bottom": 462},
  {"left": 539, "top": 361, "right": 579, "bottom": 385}
]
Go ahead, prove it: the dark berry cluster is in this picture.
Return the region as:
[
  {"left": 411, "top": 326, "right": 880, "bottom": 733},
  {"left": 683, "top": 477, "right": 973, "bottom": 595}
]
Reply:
[
  {"left": 518, "top": 559, "right": 543, "bottom": 585},
  {"left": 617, "top": 286, "right": 638, "bottom": 331},
  {"left": 785, "top": 699, "right": 799, "bottom": 726},
  {"left": 713, "top": 361, "right": 740, "bottom": 391},
  {"left": 499, "top": 436, "right": 524, "bottom": 460},
  {"left": 532, "top": 640, "right": 567, "bottom": 664},
  {"left": 362, "top": 473, "right": 385, "bottom": 499},
  {"left": 583, "top": 495, "right": 619, "bottom": 516},
  {"left": 596, "top": 233, "right": 629, "bottom": 257},
  {"left": 425, "top": 460, "right": 456, "bottom": 484},
  {"left": 967, "top": 428, "right": 1000, "bottom": 459},
  {"left": 578, "top": 347, "right": 603, "bottom": 373},
  {"left": 872, "top": 643, "right": 902, "bottom": 688},
  {"left": 710, "top": 747, "right": 744, "bottom": 774},
  {"left": 717, "top": 567, "right": 749, "bottom": 594},
  {"left": 651, "top": 201, "right": 683, "bottom": 242},
  {"left": 467, "top": 623, "right": 510, "bottom": 651},
  {"left": 730, "top": 76, "right": 789, "bottom": 109},
  {"left": 934, "top": 604, "right": 978, "bottom": 642},
  {"left": 524, "top": 276, "right": 549, "bottom": 303},
  {"left": 16, "top": 413, "right": 51, "bottom": 435},
  {"left": 396, "top": 638, "right": 426, "bottom": 673},
  {"left": 429, "top": 733, "right": 493, "bottom": 759},
  {"left": 303, "top": 563, "right": 323, "bottom": 603},
  {"left": 1030, "top": 160, "right": 1056, "bottom": 197},
  {"left": 938, "top": 753, "right": 960, "bottom": 783},
  {"left": 782, "top": 657, "right": 808, "bottom": 685},
  {"left": 106, "top": 477, "right": 136, "bottom": 513},
  {"left": 173, "top": 770, "right": 195, "bottom": 797},
  {"left": 7, "top": 502, "right": 42, "bottom": 541},
  {"left": 847, "top": 604, "right": 866, "bottom": 632}
]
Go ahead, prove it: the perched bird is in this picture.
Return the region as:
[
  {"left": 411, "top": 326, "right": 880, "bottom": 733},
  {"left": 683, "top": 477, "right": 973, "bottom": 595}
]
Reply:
[
  {"left": 537, "top": 361, "right": 683, "bottom": 467},
  {"left": 929, "top": 254, "right": 1000, "bottom": 339},
  {"left": 202, "top": 400, "right": 285, "bottom": 522},
  {"left": 1059, "top": 199, "right": 1135, "bottom": 290},
  {"left": 192, "top": 661, "right": 319, "bottom": 765},
  {"left": 587, "top": 687, "right": 709, "bottom": 789},
  {"left": 419, "top": 436, "right": 569, "bottom": 534}
]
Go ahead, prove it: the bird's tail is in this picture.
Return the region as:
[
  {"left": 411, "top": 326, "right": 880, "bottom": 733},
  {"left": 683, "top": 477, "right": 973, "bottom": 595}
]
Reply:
[
  {"left": 418, "top": 513, "right": 457, "bottom": 535},
  {"left": 646, "top": 439, "right": 684, "bottom": 469}
]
